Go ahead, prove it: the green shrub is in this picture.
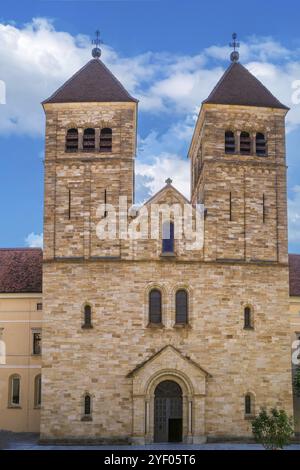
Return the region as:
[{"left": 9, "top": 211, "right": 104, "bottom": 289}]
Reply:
[{"left": 252, "top": 408, "right": 294, "bottom": 450}]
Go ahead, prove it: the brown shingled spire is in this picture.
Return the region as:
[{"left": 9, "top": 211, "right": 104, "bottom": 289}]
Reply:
[
  {"left": 203, "top": 61, "right": 288, "bottom": 109},
  {"left": 203, "top": 33, "right": 288, "bottom": 110},
  {"left": 43, "top": 58, "right": 137, "bottom": 104}
]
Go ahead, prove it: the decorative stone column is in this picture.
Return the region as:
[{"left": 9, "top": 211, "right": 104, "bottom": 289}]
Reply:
[
  {"left": 186, "top": 397, "right": 193, "bottom": 444},
  {"left": 192, "top": 395, "right": 207, "bottom": 444},
  {"left": 95, "top": 128, "right": 101, "bottom": 152},
  {"left": 131, "top": 395, "right": 146, "bottom": 445},
  {"left": 78, "top": 128, "right": 83, "bottom": 151},
  {"left": 236, "top": 131, "right": 241, "bottom": 154},
  {"left": 251, "top": 132, "right": 256, "bottom": 156}
]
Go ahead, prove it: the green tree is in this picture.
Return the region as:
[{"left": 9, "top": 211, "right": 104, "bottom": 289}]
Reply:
[{"left": 252, "top": 408, "right": 294, "bottom": 450}]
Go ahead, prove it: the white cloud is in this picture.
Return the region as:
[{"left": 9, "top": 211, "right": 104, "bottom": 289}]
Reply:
[
  {"left": 136, "top": 153, "right": 190, "bottom": 201},
  {"left": 2, "top": 19, "right": 300, "bottom": 135},
  {"left": 288, "top": 186, "right": 300, "bottom": 243},
  {"left": 25, "top": 232, "right": 43, "bottom": 248}
]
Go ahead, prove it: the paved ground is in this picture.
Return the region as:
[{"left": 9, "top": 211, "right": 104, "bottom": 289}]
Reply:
[{"left": 1, "top": 433, "right": 300, "bottom": 450}]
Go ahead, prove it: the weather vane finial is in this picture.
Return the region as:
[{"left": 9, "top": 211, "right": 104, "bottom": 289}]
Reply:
[
  {"left": 229, "top": 32, "right": 240, "bottom": 62},
  {"left": 92, "top": 30, "right": 102, "bottom": 59}
]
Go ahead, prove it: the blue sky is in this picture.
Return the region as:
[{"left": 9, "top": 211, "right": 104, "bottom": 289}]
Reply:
[{"left": 0, "top": 0, "right": 299, "bottom": 252}]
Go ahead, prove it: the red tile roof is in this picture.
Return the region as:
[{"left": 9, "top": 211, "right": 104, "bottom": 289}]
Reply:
[
  {"left": 289, "top": 254, "right": 300, "bottom": 297},
  {"left": 43, "top": 59, "right": 137, "bottom": 104},
  {"left": 0, "top": 248, "right": 42, "bottom": 294},
  {"left": 203, "top": 62, "right": 288, "bottom": 110},
  {"left": 0, "top": 248, "right": 298, "bottom": 297}
]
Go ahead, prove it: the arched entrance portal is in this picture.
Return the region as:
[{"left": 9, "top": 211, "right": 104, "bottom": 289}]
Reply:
[{"left": 154, "top": 380, "right": 183, "bottom": 442}]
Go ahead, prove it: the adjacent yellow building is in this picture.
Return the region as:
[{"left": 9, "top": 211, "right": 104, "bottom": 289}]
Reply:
[{"left": 0, "top": 248, "right": 42, "bottom": 432}]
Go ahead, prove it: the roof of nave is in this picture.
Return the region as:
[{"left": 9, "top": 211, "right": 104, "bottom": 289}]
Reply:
[
  {"left": 289, "top": 254, "right": 300, "bottom": 297},
  {"left": 0, "top": 248, "right": 299, "bottom": 297},
  {"left": 0, "top": 248, "right": 42, "bottom": 293}
]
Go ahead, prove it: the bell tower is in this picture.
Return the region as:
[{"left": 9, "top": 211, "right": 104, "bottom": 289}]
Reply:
[
  {"left": 189, "top": 34, "right": 289, "bottom": 264},
  {"left": 42, "top": 34, "right": 138, "bottom": 260}
]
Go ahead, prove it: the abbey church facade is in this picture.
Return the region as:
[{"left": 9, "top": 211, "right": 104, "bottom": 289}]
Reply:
[{"left": 33, "top": 49, "right": 297, "bottom": 444}]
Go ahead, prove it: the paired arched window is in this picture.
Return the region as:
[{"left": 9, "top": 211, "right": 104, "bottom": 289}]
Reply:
[
  {"left": 66, "top": 128, "right": 78, "bottom": 152},
  {"left": 100, "top": 128, "right": 112, "bottom": 152},
  {"left": 162, "top": 221, "right": 174, "bottom": 254},
  {"left": 225, "top": 131, "right": 235, "bottom": 154},
  {"left": 256, "top": 133, "right": 266, "bottom": 156},
  {"left": 83, "top": 128, "right": 95, "bottom": 151},
  {"left": 240, "top": 132, "right": 251, "bottom": 155},
  {"left": 244, "top": 306, "right": 253, "bottom": 329},
  {"left": 9, "top": 374, "right": 20, "bottom": 406},
  {"left": 175, "top": 289, "right": 188, "bottom": 324},
  {"left": 82, "top": 304, "right": 93, "bottom": 329},
  {"left": 149, "top": 289, "right": 162, "bottom": 324},
  {"left": 245, "top": 393, "right": 254, "bottom": 416},
  {"left": 34, "top": 374, "right": 42, "bottom": 408}
]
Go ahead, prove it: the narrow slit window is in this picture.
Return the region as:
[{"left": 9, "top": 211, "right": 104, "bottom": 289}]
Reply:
[
  {"left": 84, "top": 394, "right": 91, "bottom": 415},
  {"left": 225, "top": 131, "right": 235, "bottom": 154},
  {"left": 104, "top": 189, "right": 107, "bottom": 218},
  {"left": 68, "top": 189, "right": 71, "bottom": 220},
  {"left": 245, "top": 394, "right": 253, "bottom": 416},
  {"left": 229, "top": 192, "right": 232, "bottom": 221},
  {"left": 244, "top": 307, "right": 253, "bottom": 329},
  {"left": 82, "top": 305, "right": 92, "bottom": 329},
  {"left": 240, "top": 132, "right": 251, "bottom": 155},
  {"left": 263, "top": 194, "right": 266, "bottom": 223}
]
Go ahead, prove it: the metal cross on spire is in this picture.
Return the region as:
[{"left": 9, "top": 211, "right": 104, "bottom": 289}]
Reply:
[
  {"left": 229, "top": 32, "right": 240, "bottom": 62},
  {"left": 92, "top": 30, "right": 102, "bottom": 59}
]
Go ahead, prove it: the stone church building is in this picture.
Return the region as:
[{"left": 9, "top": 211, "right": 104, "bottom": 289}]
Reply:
[
  {"left": 37, "top": 46, "right": 296, "bottom": 444},
  {"left": 1, "top": 42, "right": 300, "bottom": 444}
]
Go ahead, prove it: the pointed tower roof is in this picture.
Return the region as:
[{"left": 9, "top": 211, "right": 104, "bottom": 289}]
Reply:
[
  {"left": 203, "top": 62, "right": 288, "bottom": 110},
  {"left": 43, "top": 58, "right": 137, "bottom": 104}
]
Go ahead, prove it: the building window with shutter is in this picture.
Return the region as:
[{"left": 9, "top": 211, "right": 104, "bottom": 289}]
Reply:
[
  {"left": 240, "top": 131, "right": 251, "bottom": 155},
  {"left": 100, "top": 128, "right": 112, "bottom": 152},
  {"left": 225, "top": 131, "right": 235, "bottom": 154},
  {"left": 81, "top": 394, "right": 93, "bottom": 421},
  {"left": 162, "top": 221, "right": 175, "bottom": 254},
  {"left": 175, "top": 289, "right": 188, "bottom": 325},
  {"left": 8, "top": 374, "right": 21, "bottom": 407},
  {"left": 82, "top": 304, "right": 93, "bottom": 329},
  {"left": 256, "top": 132, "right": 267, "bottom": 156},
  {"left": 83, "top": 128, "right": 95, "bottom": 151},
  {"left": 32, "top": 330, "right": 42, "bottom": 355},
  {"left": 34, "top": 374, "right": 42, "bottom": 408},
  {"left": 149, "top": 289, "right": 162, "bottom": 325},
  {"left": 65, "top": 128, "right": 78, "bottom": 152}
]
